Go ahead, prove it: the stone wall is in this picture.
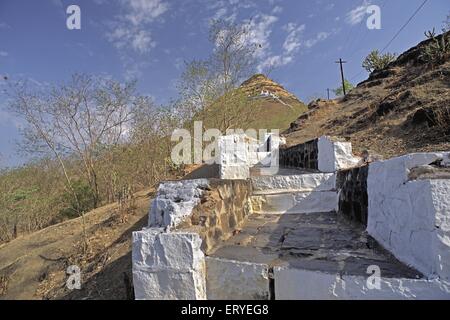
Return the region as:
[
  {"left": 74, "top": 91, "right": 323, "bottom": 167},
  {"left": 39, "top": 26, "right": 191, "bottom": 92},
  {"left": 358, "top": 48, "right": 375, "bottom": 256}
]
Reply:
[
  {"left": 178, "top": 179, "right": 252, "bottom": 254},
  {"left": 280, "top": 139, "right": 319, "bottom": 169},
  {"left": 218, "top": 133, "right": 285, "bottom": 179},
  {"left": 218, "top": 135, "right": 250, "bottom": 180},
  {"left": 279, "top": 136, "right": 361, "bottom": 172},
  {"left": 337, "top": 165, "right": 369, "bottom": 226},
  {"left": 148, "top": 179, "right": 210, "bottom": 228},
  {"left": 133, "top": 178, "right": 252, "bottom": 299}
]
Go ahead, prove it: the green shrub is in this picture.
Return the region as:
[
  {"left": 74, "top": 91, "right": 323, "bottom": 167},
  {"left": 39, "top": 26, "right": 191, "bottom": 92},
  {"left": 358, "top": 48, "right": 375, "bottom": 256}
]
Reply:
[
  {"left": 59, "top": 180, "right": 96, "bottom": 219},
  {"left": 362, "top": 50, "right": 397, "bottom": 73},
  {"left": 333, "top": 80, "right": 354, "bottom": 96}
]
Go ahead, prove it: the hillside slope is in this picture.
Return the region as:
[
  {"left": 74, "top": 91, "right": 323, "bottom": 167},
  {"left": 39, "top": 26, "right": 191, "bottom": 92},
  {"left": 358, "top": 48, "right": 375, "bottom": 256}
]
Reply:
[
  {"left": 285, "top": 32, "right": 450, "bottom": 158},
  {"left": 205, "top": 74, "right": 307, "bottom": 131},
  {"left": 0, "top": 189, "right": 153, "bottom": 300}
]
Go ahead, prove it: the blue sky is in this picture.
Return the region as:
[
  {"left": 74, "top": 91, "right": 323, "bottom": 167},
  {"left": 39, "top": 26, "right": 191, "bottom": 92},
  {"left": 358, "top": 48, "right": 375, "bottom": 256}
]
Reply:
[{"left": 0, "top": 0, "right": 449, "bottom": 167}]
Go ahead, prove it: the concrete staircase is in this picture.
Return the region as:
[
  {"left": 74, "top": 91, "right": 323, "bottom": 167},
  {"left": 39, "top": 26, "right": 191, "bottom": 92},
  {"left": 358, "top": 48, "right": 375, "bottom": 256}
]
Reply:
[
  {"left": 205, "top": 167, "right": 449, "bottom": 300},
  {"left": 132, "top": 135, "right": 450, "bottom": 300},
  {"left": 250, "top": 170, "right": 338, "bottom": 214}
]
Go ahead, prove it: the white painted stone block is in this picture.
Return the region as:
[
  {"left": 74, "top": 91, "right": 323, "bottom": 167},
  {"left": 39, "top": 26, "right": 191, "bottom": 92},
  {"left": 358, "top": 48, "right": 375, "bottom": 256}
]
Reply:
[
  {"left": 367, "top": 152, "right": 450, "bottom": 280},
  {"left": 430, "top": 180, "right": 450, "bottom": 280},
  {"left": 133, "top": 269, "right": 206, "bottom": 300},
  {"left": 248, "top": 152, "right": 272, "bottom": 167},
  {"left": 318, "top": 136, "right": 361, "bottom": 172},
  {"left": 251, "top": 173, "right": 336, "bottom": 194},
  {"left": 149, "top": 179, "right": 209, "bottom": 228},
  {"left": 132, "top": 229, "right": 206, "bottom": 300},
  {"left": 218, "top": 135, "right": 250, "bottom": 180},
  {"left": 251, "top": 191, "right": 338, "bottom": 214},
  {"left": 274, "top": 267, "right": 450, "bottom": 300},
  {"left": 318, "top": 136, "right": 336, "bottom": 173},
  {"left": 206, "top": 257, "right": 270, "bottom": 300}
]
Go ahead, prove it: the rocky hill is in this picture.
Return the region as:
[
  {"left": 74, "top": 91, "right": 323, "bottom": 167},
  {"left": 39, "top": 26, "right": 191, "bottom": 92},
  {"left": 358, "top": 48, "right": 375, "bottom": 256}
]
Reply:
[
  {"left": 240, "top": 73, "right": 300, "bottom": 102},
  {"left": 285, "top": 31, "right": 450, "bottom": 158},
  {"left": 237, "top": 74, "right": 307, "bottom": 130}
]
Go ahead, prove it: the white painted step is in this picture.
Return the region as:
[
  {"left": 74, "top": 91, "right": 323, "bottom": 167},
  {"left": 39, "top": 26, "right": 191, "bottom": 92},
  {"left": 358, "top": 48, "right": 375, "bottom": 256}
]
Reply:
[
  {"left": 206, "top": 257, "right": 270, "bottom": 300},
  {"left": 274, "top": 267, "right": 450, "bottom": 300},
  {"left": 206, "top": 213, "right": 449, "bottom": 300},
  {"left": 251, "top": 173, "right": 336, "bottom": 195},
  {"left": 251, "top": 191, "right": 338, "bottom": 214}
]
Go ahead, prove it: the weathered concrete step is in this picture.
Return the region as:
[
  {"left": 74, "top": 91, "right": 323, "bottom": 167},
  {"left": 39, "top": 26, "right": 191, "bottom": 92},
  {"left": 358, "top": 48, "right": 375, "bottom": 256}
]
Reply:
[
  {"left": 250, "top": 166, "right": 316, "bottom": 177},
  {"left": 206, "top": 213, "right": 450, "bottom": 299},
  {"left": 251, "top": 191, "right": 338, "bottom": 214},
  {"left": 251, "top": 173, "right": 336, "bottom": 195},
  {"left": 206, "top": 257, "right": 271, "bottom": 300},
  {"left": 273, "top": 267, "right": 450, "bottom": 300},
  {"left": 205, "top": 257, "right": 450, "bottom": 300}
]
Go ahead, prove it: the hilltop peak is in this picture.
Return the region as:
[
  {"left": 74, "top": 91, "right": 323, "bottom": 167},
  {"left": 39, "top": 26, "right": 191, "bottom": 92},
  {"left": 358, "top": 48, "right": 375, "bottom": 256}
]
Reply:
[
  {"left": 240, "top": 73, "right": 272, "bottom": 85},
  {"left": 239, "top": 74, "right": 301, "bottom": 102}
]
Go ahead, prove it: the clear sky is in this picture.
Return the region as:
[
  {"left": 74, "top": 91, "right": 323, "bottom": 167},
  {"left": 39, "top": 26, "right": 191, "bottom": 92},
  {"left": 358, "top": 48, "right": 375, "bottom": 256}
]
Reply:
[{"left": 0, "top": 0, "right": 449, "bottom": 167}]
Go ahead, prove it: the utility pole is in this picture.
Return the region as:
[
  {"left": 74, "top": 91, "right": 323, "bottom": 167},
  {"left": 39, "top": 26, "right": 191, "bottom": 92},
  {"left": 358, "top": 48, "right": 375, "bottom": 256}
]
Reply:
[
  {"left": 335, "top": 58, "right": 347, "bottom": 96},
  {"left": 327, "top": 88, "right": 330, "bottom": 100}
]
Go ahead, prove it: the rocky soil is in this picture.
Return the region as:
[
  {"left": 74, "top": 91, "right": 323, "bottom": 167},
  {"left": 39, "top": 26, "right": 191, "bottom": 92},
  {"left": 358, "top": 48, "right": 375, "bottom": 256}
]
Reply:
[{"left": 285, "top": 32, "right": 450, "bottom": 158}]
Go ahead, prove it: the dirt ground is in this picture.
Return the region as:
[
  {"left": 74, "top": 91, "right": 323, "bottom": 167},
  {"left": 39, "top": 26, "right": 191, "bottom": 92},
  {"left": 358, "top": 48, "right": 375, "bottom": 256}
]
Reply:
[{"left": 0, "top": 188, "right": 154, "bottom": 300}]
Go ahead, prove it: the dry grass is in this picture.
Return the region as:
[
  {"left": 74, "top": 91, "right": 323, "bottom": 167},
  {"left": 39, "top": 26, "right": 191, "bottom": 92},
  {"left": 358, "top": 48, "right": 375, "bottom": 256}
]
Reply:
[
  {"left": 435, "top": 105, "right": 450, "bottom": 135},
  {"left": 0, "top": 275, "right": 9, "bottom": 296},
  {"left": 285, "top": 55, "right": 450, "bottom": 158},
  {"left": 0, "top": 188, "right": 154, "bottom": 300}
]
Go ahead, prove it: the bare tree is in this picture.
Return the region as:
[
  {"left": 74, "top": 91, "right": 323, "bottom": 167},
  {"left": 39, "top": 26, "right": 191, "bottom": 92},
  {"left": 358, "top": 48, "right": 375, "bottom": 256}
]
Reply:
[
  {"left": 8, "top": 75, "right": 140, "bottom": 247},
  {"left": 177, "top": 19, "right": 258, "bottom": 132},
  {"left": 10, "top": 75, "right": 139, "bottom": 206},
  {"left": 209, "top": 19, "right": 257, "bottom": 92},
  {"left": 177, "top": 60, "right": 218, "bottom": 125}
]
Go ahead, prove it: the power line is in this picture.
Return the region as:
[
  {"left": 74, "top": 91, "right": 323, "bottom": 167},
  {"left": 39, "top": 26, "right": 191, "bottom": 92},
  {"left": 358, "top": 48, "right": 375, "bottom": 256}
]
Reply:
[
  {"left": 349, "top": 70, "right": 364, "bottom": 82},
  {"left": 380, "top": 0, "right": 429, "bottom": 53},
  {"left": 348, "top": 0, "right": 429, "bottom": 82},
  {"left": 347, "top": 0, "right": 389, "bottom": 60}
]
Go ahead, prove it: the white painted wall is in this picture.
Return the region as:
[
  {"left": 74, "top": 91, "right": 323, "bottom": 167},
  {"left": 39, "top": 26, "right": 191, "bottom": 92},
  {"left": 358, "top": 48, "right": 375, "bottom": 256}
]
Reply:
[
  {"left": 218, "top": 133, "right": 285, "bottom": 179},
  {"left": 318, "top": 136, "right": 361, "bottom": 172},
  {"left": 132, "top": 229, "right": 206, "bottom": 300},
  {"left": 367, "top": 152, "right": 450, "bottom": 280},
  {"left": 148, "top": 179, "right": 210, "bottom": 228},
  {"left": 219, "top": 134, "right": 362, "bottom": 177},
  {"left": 274, "top": 267, "right": 450, "bottom": 300},
  {"left": 218, "top": 135, "right": 250, "bottom": 180},
  {"left": 430, "top": 180, "right": 450, "bottom": 280}
]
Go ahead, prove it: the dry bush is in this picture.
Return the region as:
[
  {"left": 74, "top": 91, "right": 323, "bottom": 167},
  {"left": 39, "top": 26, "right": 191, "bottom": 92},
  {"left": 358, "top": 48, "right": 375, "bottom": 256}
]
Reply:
[
  {"left": 0, "top": 161, "right": 65, "bottom": 243},
  {"left": 0, "top": 275, "right": 9, "bottom": 296},
  {"left": 434, "top": 105, "right": 450, "bottom": 135}
]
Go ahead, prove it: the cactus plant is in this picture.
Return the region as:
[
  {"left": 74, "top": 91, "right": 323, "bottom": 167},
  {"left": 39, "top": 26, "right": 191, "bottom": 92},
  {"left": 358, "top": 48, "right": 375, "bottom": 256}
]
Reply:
[{"left": 421, "top": 28, "right": 450, "bottom": 63}]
